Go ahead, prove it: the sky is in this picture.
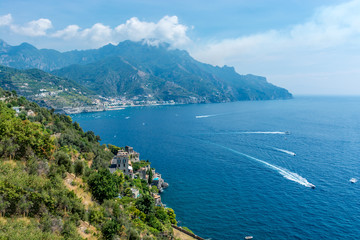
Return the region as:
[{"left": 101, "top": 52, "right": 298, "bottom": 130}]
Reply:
[{"left": 0, "top": 0, "right": 359, "bottom": 95}]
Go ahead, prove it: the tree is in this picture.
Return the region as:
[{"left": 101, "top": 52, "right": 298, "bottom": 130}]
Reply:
[
  {"left": 124, "top": 188, "right": 133, "bottom": 197},
  {"left": 107, "top": 144, "right": 121, "bottom": 155},
  {"left": 0, "top": 196, "right": 10, "bottom": 217},
  {"left": 166, "top": 208, "right": 177, "bottom": 224},
  {"left": 127, "top": 228, "right": 140, "bottom": 240},
  {"left": 101, "top": 219, "right": 121, "bottom": 240},
  {"left": 146, "top": 214, "right": 163, "bottom": 231},
  {"left": 88, "top": 169, "right": 121, "bottom": 203},
  {"left": 147, "top": 169, "right": 153, "bottom": 185},
  {"left": 54, "top": 151, "right": 71, "bottom": 171},
  {"left": 11, "top": 90, "right": 17, "bottom": 97},
  {"left": 74, "top": 160, "right": 85, "bottom": 177},
  {"left": 151, "top": 185, "right": 158, "bottom": 193},
  {"left": 135, "top": 195, "right": 154, "bottom": 215},
  {"left": 155, "top": 206, "right": 169, "bottom": 223},
  {"left": 0, "top": 137, "right": 19, "bottom": 160},
  {"left": 62, "top": 220, "right": 81, "bottom": 240},
  {"left": 17, "top": 195, "right": 33, "bottom": 217}
]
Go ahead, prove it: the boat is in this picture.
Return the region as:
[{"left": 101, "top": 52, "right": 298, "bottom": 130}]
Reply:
[
  {"left": 245, "top": 236, "right": 253, "bottom": 240},
  {"left": 309, "top": 183, "right": 316, "bottom": 189},
  {"left": 350, "top": 178, "right": 357, "bottom": 183}
]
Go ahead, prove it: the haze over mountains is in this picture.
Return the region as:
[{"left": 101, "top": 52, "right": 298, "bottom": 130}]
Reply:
[{"left": 0, "top": 39, "right": 292, "bottom": 105}]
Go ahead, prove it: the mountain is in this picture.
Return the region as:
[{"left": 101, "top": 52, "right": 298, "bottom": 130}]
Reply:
[
  {"left": 0, "top": 39, "right": 292, "bottom": 102},
  {"left": 0, "top": 65, "right": 94, "bottom": 108}
]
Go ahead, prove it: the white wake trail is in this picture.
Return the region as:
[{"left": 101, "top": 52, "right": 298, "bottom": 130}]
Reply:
[
  {"left": 209, "top": 131, "right": 289, "bottom": 135},
  {"left": 195, "top": 114, "right": 216, "bottom": 119},
  {"left": 241, "top": 131, "right": 287, "bottom": 134},
  {"left": 213, "top": 144, "right": 314, "bottom": 188},
  {"left": 272, "top": 147, "right": 296, "bottom": 156}
]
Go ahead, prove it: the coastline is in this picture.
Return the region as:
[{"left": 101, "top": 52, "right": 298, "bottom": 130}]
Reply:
[
  {"left": 60, "top": 96, "right": 294, "bottom": 115},
  {"left": 61, "top": 102, "right": 180, "bottom": 114}
]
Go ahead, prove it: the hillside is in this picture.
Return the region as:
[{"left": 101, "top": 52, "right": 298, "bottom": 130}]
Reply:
[
  {"left": 0, "top": 65, "right": 95, "bottom": 109},
  {"left": 0, "top": 39, "right": 292, "bottom": 103},
  {"left": 0, "top": 88, "right": 180, "bottom": 240}
]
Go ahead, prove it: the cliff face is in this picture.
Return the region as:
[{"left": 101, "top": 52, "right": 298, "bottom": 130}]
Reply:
[{"left": 0, "top": 40, "right": 292, "bottom": 103}]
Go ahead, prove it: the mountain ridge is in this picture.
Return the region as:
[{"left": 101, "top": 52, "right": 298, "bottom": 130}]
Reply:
[{"left": 0, "top": 39, "right": 292, "bottom": 102}]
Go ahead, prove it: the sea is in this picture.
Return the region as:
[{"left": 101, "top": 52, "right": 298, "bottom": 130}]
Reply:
[{"left": 71, "top": 96, "right": 360, "bottom": 240}]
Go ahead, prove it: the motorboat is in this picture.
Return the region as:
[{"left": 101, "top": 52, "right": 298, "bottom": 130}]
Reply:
[
  {"left": 350, "top": 178, "right": 357, "bottom": 183},
  {"left": 309, "top": 183, "right": 316, "bottom": 189}
]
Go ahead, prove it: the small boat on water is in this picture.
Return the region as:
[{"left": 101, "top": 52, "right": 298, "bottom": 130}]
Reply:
[
  {"left": 244, "top": 236, "right": 253, "bottom": 240},
  {"left": 350, "top": 178, "right": 357, "bottom": 183},
  {"left": 309, "top": 183, "right": 316, "bottom": 189}
]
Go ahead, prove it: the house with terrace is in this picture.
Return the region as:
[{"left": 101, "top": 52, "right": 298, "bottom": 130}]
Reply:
[{"left": 109, "top": 149, "right": 134, "bottom": 178}]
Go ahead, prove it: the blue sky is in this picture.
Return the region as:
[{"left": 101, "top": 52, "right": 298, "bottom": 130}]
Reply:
[{"left": 0, "top": 0, "right": 359, "bottom": 95}]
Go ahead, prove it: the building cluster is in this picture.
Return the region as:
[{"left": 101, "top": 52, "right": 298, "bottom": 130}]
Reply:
[
  {"left": 12, "top": 106, "right": 36, "bottom": 117},
  {"left": 109, "top": 146, "right": 168, "bottom": 206},
  {"left": 109, "top": 146, "right": 139, "bottom": 177}
]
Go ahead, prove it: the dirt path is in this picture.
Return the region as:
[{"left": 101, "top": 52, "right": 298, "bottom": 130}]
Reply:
[{"left": 173, "top": 227, "right": 197, "bottom": 240}]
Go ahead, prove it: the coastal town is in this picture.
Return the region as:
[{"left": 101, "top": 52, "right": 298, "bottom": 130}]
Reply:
[
  {"left": 62, "top": 96, "right": 177, "bottom": 114},
  {"left": 109, "top": 146, "right": 169, "bottom": 206}
]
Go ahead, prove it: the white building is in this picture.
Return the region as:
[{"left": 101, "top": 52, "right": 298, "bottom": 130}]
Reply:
[{"left": 109, "top": 150, "right": 133, "bottom": 177}]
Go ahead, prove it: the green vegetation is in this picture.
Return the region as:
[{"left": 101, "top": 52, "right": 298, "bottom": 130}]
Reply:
[
  {"left": 88, "top": 169, "right": 122, "bottom": 203},
  {"left": 182, "top": 227, "right": 193, "bottom": 234},
  {"left": 0, "top": 88, "right": 177, "bottom": 239},
  {"left": 0, "top": 65, "right": 95, "bottom": 109},
  {"left": 132, "top": 160, "right": 151, "bottom": 172},
  {"left": 107, "top": 144, "right": 123, "bottom": 155},
  {"left": 0, "top": 218, "right": 63, "bottom": 240}
]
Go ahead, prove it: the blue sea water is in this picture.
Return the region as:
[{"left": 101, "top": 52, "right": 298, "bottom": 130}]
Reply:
[{"left": 72, "top": 96, "right": 360, "bottom": 240}]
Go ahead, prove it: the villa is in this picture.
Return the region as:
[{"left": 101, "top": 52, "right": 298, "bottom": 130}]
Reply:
[{"left": 109, "top": 149, "right": 134, "bottom": 178}]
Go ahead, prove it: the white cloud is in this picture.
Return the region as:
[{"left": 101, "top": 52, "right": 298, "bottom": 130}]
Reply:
[
  {"left": 0, "top": 14, "right": 52, "bottom": 36},
  {"left": 52, "top": 25, "right": 81, "bottom": 39},
  {"left": 190, "top": 0, "right": 360, "bottom": 94},
  {"left": 0, "top": 14, "right": 190, "bottom": 48},
  {"left": 193, "top": 0, "right": 360, "bottom": 65},
  {"left": 0, "top": 14, "right": 12, "bottom": 26},
  {"left": 114, "top": 16, "right": 189, "bottom": 47},
  {"left": 80, "top": 23, "right": 113, "bottom": 44},
  {"left": 49, "top": 15, "right": 190, "bottom": 49},
  {"left": 115, "top": 17, "right": 156, "bottom": 41},
  {"left": 11, "top": 18, "right": 52, "bottom": 36}
]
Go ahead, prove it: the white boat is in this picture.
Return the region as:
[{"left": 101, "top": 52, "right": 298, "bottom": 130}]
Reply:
[
  {"left": 245, "top": 236, "right": 253, "bottom": 240},
  {"left": 350, "top": 178, "right": 357, "bottom": 183}
]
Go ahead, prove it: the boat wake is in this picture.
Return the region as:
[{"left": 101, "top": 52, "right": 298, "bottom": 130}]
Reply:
[
  {"left": 272, "top": 147, "right": 296, "bottom": 156},
  {"left": 241, "top": 131, "right": 288, "bottom": 135},
  {"left": 209, "top": 143, "right": 314, "bottom": 188},
  {"left": 207, "top": 131, "right": 289, "bottom": 135},
  {"left": 195, "top": 114, "right": 216, "bottom": 119}
]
